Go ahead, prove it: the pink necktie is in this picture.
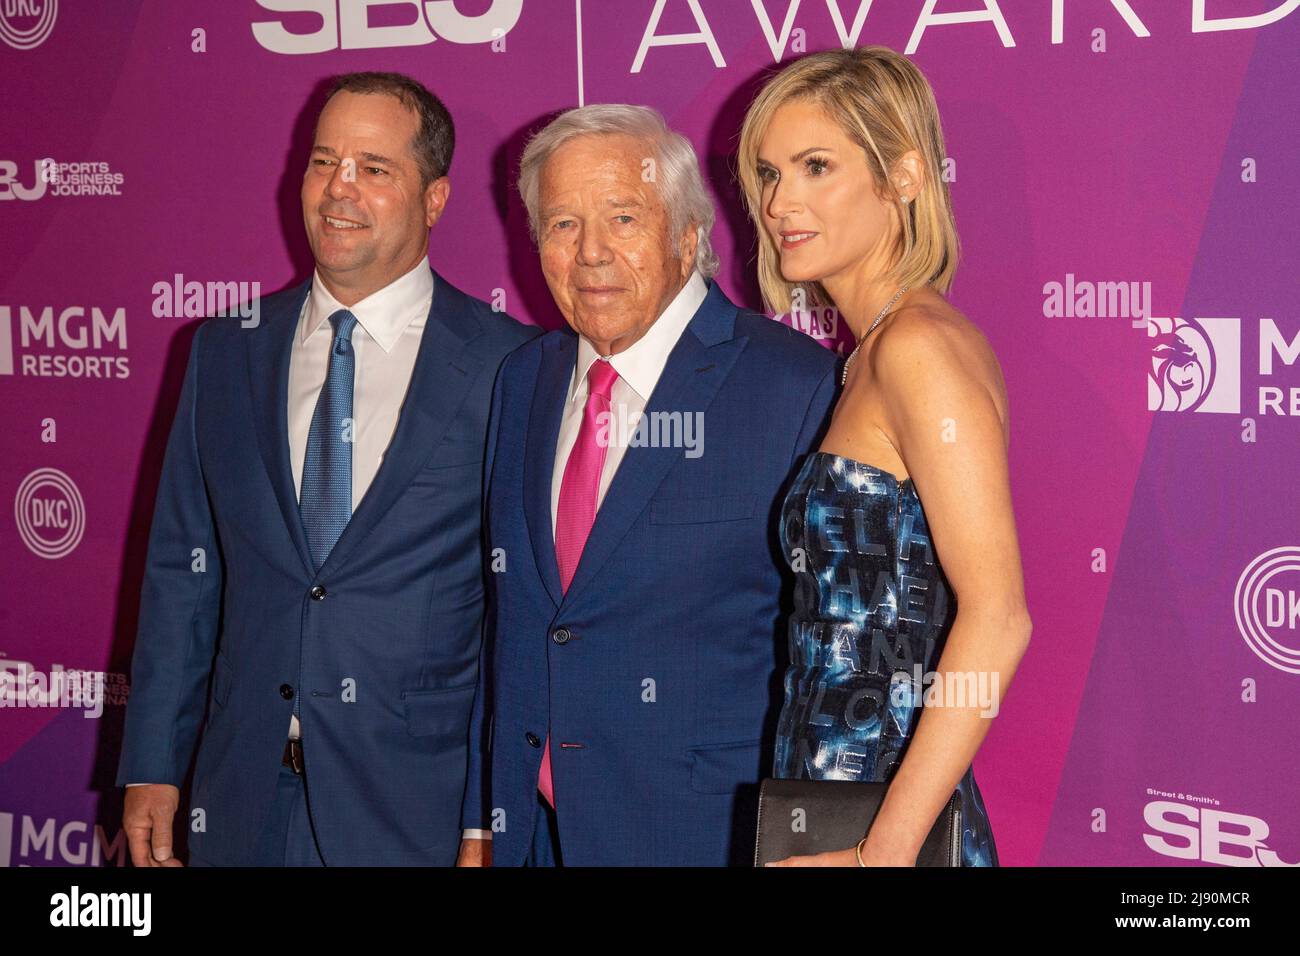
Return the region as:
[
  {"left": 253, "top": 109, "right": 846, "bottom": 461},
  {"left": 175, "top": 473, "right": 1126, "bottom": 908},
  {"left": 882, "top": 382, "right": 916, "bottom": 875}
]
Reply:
[{"left": 539, "top": 357, "right": 620, "bottom": 806}]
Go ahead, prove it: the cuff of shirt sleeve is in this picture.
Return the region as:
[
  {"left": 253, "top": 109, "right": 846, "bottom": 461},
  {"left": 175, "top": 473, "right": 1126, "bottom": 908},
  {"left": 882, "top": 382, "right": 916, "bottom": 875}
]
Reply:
[{"left": 461, "top": 829, "right": 492, "bottom": 841}]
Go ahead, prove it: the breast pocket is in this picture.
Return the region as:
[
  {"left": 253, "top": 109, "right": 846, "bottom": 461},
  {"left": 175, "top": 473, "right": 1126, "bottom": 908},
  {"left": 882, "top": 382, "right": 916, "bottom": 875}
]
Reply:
[
  {"left": 407, "top": 443, "right": 484, "bottom": 487},
  {"left": 649, "top": 492, "right": 757, "bottom": 525}
]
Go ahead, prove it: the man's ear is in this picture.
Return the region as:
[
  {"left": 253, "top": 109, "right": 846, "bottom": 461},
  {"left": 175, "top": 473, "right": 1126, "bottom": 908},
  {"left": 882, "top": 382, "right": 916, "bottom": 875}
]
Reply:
[
  {"left": 678, "top": 223, "right": 700, "bottom": 281},
  {"left": 424, "top": 176, "right": 451, "bottom": 229}
]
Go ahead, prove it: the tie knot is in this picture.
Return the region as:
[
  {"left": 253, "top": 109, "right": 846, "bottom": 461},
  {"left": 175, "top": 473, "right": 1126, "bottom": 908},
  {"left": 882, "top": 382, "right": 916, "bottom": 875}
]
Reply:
[
  {"left": 587, "top": 361, "right": 621, "bottom": 403},
  {"left": 586, "top": 357, "right": 619, "bottom": 400},
  {"left": 328, "top": 309, "right": 357, "bottom": 355}
]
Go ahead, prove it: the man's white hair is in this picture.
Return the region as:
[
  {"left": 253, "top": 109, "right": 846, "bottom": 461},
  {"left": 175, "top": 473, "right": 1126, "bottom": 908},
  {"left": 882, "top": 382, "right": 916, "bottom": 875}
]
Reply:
[{"left": 517, "top": 103, "right": 720, "bottom": 279}]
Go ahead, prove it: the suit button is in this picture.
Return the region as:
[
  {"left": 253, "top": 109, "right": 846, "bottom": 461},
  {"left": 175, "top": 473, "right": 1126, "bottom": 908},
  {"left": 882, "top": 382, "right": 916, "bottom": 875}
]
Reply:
[
  {"left": 552, "top": 626, "right": 571, "bottom": 645},
  {"left": 280, "top": 684, "right": 294, "bottom": 700},
  {"left": 526, "top": 732, "right": 541, "bottom": 748},
  {"left": 310, "top": 585, "right": 327, "bottom": 600}
]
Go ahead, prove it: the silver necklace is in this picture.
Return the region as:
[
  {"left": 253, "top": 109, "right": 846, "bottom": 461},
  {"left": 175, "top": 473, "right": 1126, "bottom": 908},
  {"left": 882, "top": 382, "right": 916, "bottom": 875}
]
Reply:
[{"left": 840, "top": 286, "right": 908, "bottom": 386}]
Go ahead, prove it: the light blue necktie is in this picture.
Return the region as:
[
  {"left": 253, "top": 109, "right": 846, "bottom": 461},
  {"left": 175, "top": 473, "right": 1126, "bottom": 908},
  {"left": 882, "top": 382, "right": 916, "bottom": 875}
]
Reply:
[{"left": 300, "top": 308, "right": 358, "bottom": 575}]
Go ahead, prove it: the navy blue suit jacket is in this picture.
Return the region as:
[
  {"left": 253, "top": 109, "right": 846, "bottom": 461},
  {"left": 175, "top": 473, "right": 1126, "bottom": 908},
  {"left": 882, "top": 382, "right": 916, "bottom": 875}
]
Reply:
[
  {"left": 116, "top": 267, "right": 538, "bottom": 865},
  {"left": 462, "top": 278, "right": 838, "bottom": 865}
]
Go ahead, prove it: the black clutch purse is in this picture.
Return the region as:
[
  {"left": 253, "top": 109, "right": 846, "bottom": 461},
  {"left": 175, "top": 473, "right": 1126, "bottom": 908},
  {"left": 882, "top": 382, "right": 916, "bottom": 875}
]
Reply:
[{"left": 754, "top": 778, "right": 963, "bottom": 866}]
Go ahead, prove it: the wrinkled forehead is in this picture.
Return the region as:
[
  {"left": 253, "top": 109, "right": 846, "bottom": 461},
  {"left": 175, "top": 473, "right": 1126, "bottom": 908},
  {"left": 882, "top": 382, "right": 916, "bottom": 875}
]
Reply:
[{"left": 541, "top": 133, "right": 659, "bottom": 192}]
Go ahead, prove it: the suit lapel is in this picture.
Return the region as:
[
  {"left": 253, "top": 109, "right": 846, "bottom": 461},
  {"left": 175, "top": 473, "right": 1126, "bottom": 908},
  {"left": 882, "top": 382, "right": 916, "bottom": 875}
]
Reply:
[
  {"left": 523, "top": 332, "right": 576, "bottom": 607},
  {"left": 558, "top": 280, "right": 749, "bottom": 607},
  {"left": 248, "top": 277, "right": 315, "bottom": 578},
  {"left": 314, "top": 267, "right": 484, "bottom": 579}
]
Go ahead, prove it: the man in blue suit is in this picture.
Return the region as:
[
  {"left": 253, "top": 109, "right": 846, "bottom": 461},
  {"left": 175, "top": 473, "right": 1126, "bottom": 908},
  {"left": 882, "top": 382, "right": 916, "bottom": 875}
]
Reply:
[
  {"left": 457, "top": 105, "right": 838, "bottom": 867},
  {"left": 116, "top": 72, "right": 536, "bottom": 866}
]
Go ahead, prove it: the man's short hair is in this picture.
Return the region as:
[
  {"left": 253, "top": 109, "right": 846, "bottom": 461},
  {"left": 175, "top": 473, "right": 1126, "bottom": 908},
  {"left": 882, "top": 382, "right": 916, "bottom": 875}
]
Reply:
[
  {"left": 322, "top": 72, "right": 455, "bottom": 191},
  {"left": 516, "top": 103, "right": 719, "bottom": 279}
]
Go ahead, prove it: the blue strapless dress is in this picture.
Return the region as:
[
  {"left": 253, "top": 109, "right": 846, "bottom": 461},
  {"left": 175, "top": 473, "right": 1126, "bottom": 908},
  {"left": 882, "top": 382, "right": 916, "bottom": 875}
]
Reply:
[{"left": 773, "top": 451, "right": 998, "bottom": 866}]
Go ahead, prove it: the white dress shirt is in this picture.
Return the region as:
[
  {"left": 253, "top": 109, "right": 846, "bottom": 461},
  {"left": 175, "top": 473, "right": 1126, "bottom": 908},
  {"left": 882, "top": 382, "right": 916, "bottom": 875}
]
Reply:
[
  {"left": 127, "top": 257, "right": 433, "bottom": 789},
  {"left": 550, "top": 269, "right": 708, "bottom": 536},
  {"left": 288, "top": 256, "right": 433, "bottom": 513}
]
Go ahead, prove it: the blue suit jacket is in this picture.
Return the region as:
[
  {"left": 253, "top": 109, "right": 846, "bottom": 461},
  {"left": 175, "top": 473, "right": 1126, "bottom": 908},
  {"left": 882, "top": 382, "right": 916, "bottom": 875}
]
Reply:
[
  {"left": 462, "top": 279, "right": 838, "bottom": 865},
  {"left": 116, "top": 266, "right": 538, "bottom": 865}
]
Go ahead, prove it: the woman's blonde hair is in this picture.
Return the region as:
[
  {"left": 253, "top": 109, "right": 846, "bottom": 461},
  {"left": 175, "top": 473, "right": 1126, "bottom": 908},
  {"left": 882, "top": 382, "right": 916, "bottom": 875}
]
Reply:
[{"left": 736, "top": 46, "right": 958, "bottom": 314}]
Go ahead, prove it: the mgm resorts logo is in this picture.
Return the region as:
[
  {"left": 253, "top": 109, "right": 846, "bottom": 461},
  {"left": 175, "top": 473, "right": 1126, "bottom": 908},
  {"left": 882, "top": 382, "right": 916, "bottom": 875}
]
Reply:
[
  {"left": 1148, "top": 316, "right": 1300, "bottom": 416},
  {"left": 0, "top": 304, "right": 129, "bottom": 379},
  {"left": 251, "top": 0, "right": 521, "bottom": 54},
  {"left": 0, "top": 0, "right": 57, "bottom": 51},
  {"left": 0, "top": 811, "right": 127, "bottom": 867}
]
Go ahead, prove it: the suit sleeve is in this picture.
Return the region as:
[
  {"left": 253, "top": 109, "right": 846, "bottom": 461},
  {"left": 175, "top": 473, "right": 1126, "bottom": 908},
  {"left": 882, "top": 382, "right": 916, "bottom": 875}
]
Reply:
[
  {"left": 791, "top": 360, "right": 839, "bottom": 464},
  {"left": 460, "top": 349, "right": 511, "bottom": 833},
  {"left": 114, "top": 322, "right": 225, "bottom": 788}
]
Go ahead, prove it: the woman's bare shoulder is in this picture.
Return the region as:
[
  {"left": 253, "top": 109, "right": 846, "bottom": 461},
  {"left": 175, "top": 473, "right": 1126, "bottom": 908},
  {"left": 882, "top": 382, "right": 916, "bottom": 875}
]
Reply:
[{"left": 871, "top": 292, "right": 1010, "bottom": 425}]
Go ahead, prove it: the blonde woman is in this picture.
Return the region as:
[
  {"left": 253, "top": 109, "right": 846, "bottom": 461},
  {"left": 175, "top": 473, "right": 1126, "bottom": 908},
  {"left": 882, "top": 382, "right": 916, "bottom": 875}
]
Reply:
[{"left": 737, "top": 47, "right": 1031, "bottom": 866}]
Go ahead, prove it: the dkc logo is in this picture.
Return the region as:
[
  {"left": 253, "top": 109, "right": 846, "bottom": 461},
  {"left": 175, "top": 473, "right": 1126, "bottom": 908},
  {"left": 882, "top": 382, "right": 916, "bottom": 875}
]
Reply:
[
  {"left": 252, "top": 0, "right": 521, "bottom": 54},
  {"left": 13, "top": 468, "right": 85, "bottom": 560},
  {"left": 0, "top": 0, "right": 57, "bottom": 51},
  {"left": 1235, "top": 547, "right": 1300, "bottom": 675},
  {"left": 1144, "top": 801, "right": 1299, "bottom": 866}
]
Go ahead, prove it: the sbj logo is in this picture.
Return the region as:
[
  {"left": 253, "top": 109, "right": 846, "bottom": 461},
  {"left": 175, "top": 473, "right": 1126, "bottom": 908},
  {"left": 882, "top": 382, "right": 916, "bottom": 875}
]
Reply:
[
  {"left": 252, "top": 0, "right": 522, "bottom": 54},
  {"left": 0, "top": 0, "right": 57, "bottom": 50},
  {"left": 1144, "top": 800, "right": 1299, "bottom": 866},
  {"left": 14, "top": 468, "right": 85, "bottom": 560},
  {"left": 1235, "top": 547, "right": 1300, "bottom": 675},
  {"left": 1147, "top": 317, "right": 1239, "bottom": 413}
]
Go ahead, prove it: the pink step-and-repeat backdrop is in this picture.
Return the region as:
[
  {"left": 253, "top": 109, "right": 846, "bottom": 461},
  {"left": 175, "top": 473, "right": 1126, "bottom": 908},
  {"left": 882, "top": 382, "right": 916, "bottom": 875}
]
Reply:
[{"left": 2, "top": 0, "right": 1298, "bottom": 866}]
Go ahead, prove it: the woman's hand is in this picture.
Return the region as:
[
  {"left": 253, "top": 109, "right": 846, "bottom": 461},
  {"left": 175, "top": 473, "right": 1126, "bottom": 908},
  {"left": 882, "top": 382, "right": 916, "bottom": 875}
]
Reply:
[{"left": 764, "top": 841, "right": 917, "bottom": 867}]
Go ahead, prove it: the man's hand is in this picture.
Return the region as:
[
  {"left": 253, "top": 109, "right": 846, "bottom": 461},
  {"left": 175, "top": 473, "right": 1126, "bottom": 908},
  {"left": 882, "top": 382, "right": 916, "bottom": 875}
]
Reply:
[
  {"left": 456, "top": 837, "right": 492, "bottom": 867},
  {"left": 124, "top": 784, "right": 185, "bottom": 867}
]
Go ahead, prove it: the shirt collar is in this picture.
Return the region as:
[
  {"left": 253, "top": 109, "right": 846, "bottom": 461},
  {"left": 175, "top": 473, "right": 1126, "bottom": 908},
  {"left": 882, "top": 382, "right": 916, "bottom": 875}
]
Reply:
[
  {"left": 301, "top": 255, "right": 433, "bottom": 352},
  {"left": 569, "top": 270, "right": 709, "bottom": 404}
]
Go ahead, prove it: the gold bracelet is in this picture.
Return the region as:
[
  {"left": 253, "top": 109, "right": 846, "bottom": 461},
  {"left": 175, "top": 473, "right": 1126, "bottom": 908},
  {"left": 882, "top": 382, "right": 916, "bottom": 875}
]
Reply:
[{"left": 855, "top": 835, "right": 869, "bottom": 867}]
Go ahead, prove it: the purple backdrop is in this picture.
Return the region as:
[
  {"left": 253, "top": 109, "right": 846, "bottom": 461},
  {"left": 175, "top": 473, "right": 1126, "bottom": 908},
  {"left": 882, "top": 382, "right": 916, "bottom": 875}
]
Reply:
[{"left": 2, "top": 0, "right": 1298, "bottom": 867}]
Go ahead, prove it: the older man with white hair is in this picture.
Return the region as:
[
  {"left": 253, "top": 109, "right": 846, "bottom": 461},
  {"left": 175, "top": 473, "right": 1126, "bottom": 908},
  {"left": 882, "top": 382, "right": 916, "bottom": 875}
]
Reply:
[{"left": 458, "top": 104, "right": 837, "bottom": 866}]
